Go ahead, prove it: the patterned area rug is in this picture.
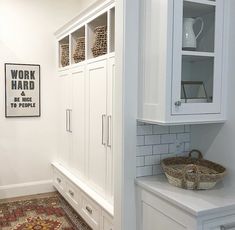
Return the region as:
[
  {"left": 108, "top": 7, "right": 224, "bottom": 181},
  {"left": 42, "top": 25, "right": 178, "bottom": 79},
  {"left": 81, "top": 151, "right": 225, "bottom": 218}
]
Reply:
[{"left": 0, "top": 192, "right": 92, "bottom": 230}]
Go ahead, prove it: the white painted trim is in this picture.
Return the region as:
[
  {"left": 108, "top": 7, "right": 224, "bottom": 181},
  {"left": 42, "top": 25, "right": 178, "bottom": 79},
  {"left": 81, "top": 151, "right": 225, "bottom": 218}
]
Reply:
[
  {"left": 0, "top": 180, "right": 54, "bottom": 199},
  {"left": 114, "top": 0, "right": 139, "bottom": 229},
  {"left": 55, "top": 0, "right": 115, "bottom": 39}
]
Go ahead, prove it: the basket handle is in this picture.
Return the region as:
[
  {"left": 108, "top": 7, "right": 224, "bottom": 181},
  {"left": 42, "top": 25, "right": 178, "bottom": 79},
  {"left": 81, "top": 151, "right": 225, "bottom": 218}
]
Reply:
[
  {"left": 182, "top": 164, "right": 200, "bottom": 189},
  {"left": 188, "top": 149, "right": 203, "bottom": 160}
]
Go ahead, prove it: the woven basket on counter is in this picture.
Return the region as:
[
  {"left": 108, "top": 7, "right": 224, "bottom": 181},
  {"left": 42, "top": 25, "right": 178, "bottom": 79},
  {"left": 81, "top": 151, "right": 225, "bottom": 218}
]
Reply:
[
  {"left": 73, "top": 37, "right": 85, "bottom": 63},
  {"left": 92, "top": 25, "right": 107, "bottom": 57},
  {"left": 161, "top": 150, "right": 226, "bottom": 190},
  {"left": 60, "top": 44, "right": 69, "bottom": 67}
]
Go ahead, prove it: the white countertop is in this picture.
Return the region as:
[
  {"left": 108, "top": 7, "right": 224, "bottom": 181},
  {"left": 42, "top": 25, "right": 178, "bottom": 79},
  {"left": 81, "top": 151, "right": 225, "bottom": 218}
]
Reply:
[{"left": 136, "top": 175, "right": 235, "bottom": 217}]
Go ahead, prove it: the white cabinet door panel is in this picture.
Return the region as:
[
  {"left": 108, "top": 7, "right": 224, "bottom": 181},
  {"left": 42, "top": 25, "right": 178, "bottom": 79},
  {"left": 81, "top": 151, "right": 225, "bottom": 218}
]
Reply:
[
  {"left": 87, "top": 60, "right": 107, "bottom": 197},
  {"left": 58, "top": 72, "right": 72, "bottom": 167},
  {"left": 71, "top": 66, "right": 86, "bottom": 179},
  {"left": 142, "top": 202, "right": 186, "bottom": 230}
]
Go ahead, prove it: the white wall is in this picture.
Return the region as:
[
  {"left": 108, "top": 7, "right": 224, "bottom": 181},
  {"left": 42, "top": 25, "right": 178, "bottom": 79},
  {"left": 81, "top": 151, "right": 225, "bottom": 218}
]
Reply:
[
  {"left": 0, "top": 0, "right": 95, "bottom": 198},
  {"left": 192, "top": 0, "right": 235, "bottom": 187}
]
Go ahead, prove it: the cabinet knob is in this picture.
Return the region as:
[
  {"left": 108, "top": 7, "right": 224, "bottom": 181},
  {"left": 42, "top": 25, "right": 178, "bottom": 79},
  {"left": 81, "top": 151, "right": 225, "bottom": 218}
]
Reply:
[
  {"left": 86, "top": 206, "right": 93, "bottom": 214},
  {"left": 57, "top": 178, "right": 61, "bottom": 183},
  {"left": 175, "top": 101, "right": 182, "bottom": 107},
  {"left": 69, "top": 190, "right": 74, "bottom": 197}
]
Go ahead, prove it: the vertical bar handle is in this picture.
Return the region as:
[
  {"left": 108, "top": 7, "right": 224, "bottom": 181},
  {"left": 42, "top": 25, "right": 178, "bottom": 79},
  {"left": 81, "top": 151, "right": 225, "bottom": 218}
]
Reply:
[
  {"left": 66, "top": 109, "right": 69, "bottom": 132},
  {"left": 102, "top": 114, "right": 106, "bottom": 146},
  {"left": 107, "top": 115, "right": 112, "bottom": 148},
  {"left": 69, "top": 109, "right": 72, "bottom": 133}
]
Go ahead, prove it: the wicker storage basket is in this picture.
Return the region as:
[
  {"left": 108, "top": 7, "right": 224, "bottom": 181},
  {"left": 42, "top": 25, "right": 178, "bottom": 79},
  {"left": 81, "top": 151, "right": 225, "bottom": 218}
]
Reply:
[
  {"left": 73, "top": 37, "right": 85, "bottom": 63},
  {"left": 92, "top": 25, "right": 107, "bottom": 57},
  {"left": 60, "top": 44, "right": 69, "bottom": 67},
  {"left": 161, "top": 150, "right": 226, "bottom": 190}
]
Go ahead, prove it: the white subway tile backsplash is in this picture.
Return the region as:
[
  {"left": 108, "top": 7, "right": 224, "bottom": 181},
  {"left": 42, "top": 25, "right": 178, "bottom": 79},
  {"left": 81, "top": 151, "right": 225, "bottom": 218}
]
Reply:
[
  {"left": 184, "top": 125, "right": 191, "bottom": 133},
  {"left": 137, "top": 125, "right": 152, "bottom": 135},
  {"left": 153, "top": 144, "right": 168, "bottom": 154},
  {"left": 145, "top": 155, "right": 161, "bottom": 166},
  {"left": 136, "top": 135, "right": 145, "bottom": 146},
  {"left": 170, "top": 125, "right": 185, "bottom": 134},
  {"left": 136, "top": 122, "right": 191, "bottom": 178},
  {"left": 136, "top": 156, "right": 145, "bottom": 167},
  {"left": 153, "top": 125, "right": 169, "bottom": 134},
  {"left": 136, "top": 145, "right": 152, "bottom": 156},
  {"left": 177, "top": 133, "right": 190, "bottom": 142},
  {"left": 153, "top": 165, "right": 163, "bottom": 175},
  {"left": 161, "top": 134, "right": 177, "bottom": 144},
  {"left": 145, "top": 135, "right": 161, "bottom": 145},
  {"left": 136, "top": 166, "right": 153, "bottom": 177}
]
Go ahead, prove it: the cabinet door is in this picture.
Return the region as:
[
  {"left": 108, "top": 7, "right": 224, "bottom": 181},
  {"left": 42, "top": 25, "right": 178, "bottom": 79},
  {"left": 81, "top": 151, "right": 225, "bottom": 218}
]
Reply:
[
  {"left": 86, "top": 60, "right": 107, "bottom": 197},
  {"left": 172, "top": 0, "right": 224, "bottom": 115},
  {"left": 203, "top": 214, "right": 235, "bottom": 230},
  {"left": 106, "top": 57, "right": 115, "bottom": 203},
  {"left": 58, "top": 71, "right": 72, "bottom": 167},
  {"left": 142, "top": 202, "right": 186, "bottom": 230},
  {"left": 70, "top": 66, "right": 86, "bottom": 179}
]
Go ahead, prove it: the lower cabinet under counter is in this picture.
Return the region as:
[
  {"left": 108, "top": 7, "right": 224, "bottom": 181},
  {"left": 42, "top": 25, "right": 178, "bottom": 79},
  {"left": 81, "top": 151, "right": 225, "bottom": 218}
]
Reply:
[
  {"left": 52, "top": 163, "right": 114, "bottom": 230},
  {"left": 136, "top": 175, "right": 235, "bottom": 230}
]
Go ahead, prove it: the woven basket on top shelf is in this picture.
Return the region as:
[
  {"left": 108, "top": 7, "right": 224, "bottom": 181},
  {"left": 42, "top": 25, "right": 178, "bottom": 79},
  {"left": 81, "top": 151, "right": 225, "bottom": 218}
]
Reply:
[
  {"left": 92, "top": 25, "right": 107, "bottom": 57},
  {"left": 60, "top": 44, "right": 69, "bottom": 67},
  {"left": 73, "top": 37, "right": 85, "bottom": 63},
  {"left": 161, "top": 150, "right": 226, "bottom": 190}
]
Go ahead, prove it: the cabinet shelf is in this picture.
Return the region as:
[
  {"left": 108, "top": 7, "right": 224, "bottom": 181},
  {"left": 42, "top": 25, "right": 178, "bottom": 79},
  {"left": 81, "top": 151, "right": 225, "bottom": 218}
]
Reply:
[
  {"left": 57, "top": 6, "right": 115, "bottom": 68},
  {"left": 182, "top": 51, "right": 215, "bottom": 60},
  {"left": 184, "top": 0, "right": 216, "bottom": 7}
]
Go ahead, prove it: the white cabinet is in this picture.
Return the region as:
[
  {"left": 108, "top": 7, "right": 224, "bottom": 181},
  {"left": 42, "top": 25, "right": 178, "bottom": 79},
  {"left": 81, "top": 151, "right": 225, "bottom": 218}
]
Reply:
[
  {"left": 86, "top": 60, "right": 108, "bottom": 197},
  {"left": 55, "top": 1, "right": 115, "bottom": 224},
  {"left": 138, "top": 0, "right": 228, "bottom": 124},
  {"left": 86, "top": 57, "right": 114, "bottom": 202},
  {"left": 136, "top": 176, "right": 235, "bottom": 230},
  {"left": 58, "top": 66, "right": 86, "bottom": 178},
  {"left": 58, "top": 70, "right": 73, "bottom": 167}
]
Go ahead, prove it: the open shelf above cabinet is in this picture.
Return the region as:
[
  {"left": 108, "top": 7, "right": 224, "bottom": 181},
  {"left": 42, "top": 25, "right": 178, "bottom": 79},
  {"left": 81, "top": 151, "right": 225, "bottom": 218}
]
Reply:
[
  {"left": 59, "top": 36, "right": 70, "bottom": 68},
  {"left": 57, "top": 4, "right": 115, "bottom": 69},
  {"left": 87, "top": 12, "right": 108, "bottom": 59},
  {"left": 71, "top": 26, "right": 86, "bottom": 64}
]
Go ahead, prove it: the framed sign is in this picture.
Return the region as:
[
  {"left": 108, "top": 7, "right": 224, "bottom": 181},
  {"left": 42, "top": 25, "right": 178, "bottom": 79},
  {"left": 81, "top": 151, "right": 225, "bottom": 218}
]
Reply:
[{"left": 5, "top": 63, "right": 41, "bottom": 117}]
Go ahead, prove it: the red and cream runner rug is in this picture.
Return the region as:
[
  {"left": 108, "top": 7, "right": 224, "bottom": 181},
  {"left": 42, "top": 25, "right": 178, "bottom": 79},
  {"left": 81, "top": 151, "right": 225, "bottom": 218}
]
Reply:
[{"left": 0, "top": 192, "right": 91, "bottom": 230}]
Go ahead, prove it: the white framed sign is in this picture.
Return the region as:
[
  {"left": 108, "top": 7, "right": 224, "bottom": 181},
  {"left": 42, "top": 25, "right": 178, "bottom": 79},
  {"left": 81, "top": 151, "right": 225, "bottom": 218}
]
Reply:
[{"left": 5, "top": 63, "right": 41, "bottom": 117}]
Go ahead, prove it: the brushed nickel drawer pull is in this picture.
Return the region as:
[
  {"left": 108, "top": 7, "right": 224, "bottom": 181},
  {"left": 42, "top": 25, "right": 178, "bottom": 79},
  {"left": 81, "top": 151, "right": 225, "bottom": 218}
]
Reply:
[
  {"left": 221, "top": 223, "right": 235, "bottom": 230},
  {"left": 57, "top": 178, "right": 61, "bottom": 183},
  {"left": 86, "top": 206, "right": 93, "bottom": 214},
  {"left": 69, "top": 190, "right": 74, "bottom": 197}
]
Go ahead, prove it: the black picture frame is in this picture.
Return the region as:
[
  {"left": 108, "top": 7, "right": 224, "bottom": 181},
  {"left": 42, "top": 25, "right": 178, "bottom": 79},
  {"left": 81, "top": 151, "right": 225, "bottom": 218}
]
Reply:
[{"left": 5, "top": 63, "right": 41, "bottom": 118}]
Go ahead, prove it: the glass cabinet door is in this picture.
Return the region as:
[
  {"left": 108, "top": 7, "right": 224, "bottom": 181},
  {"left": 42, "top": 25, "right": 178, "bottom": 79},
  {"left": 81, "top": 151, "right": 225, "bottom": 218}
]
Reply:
[{"left": 172, "top": 0, "right": 224, "bottom": 115}]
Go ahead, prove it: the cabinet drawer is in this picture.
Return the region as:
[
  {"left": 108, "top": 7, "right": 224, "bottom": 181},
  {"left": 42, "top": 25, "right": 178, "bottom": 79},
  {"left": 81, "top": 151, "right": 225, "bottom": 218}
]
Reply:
[
  {"left": 102, "top": 212, "right": 113, "bottom": 230},
  {"left": 81, "top": 193, "right": 101, "bottom": 229},
  {"left": 53, "top": 169, "right": 66, "bottom": 192},
  {"left": 203, "top": 214, "right": 235, "bottom": 230},
  {"left": 66, "top": 181, "right": 81, "bottom": 208}
]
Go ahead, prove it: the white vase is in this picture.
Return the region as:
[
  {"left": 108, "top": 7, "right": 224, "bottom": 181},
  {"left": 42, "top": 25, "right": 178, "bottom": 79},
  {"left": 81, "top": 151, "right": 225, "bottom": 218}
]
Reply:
[{"left": 182, "top": 17, "right": 204, "bottom": 50}]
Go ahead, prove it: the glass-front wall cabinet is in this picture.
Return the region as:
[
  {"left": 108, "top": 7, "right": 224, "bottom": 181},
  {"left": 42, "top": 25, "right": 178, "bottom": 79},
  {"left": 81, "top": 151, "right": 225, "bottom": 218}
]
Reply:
[{"left": 172, "top": 0, "right": 223, "bottom": 115}]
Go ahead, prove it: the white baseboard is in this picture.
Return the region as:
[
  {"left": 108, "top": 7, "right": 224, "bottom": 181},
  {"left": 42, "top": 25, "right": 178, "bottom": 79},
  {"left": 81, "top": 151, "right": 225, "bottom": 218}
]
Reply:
[{"left": 0, "top": 180, "right": 55, "bottom": 199}]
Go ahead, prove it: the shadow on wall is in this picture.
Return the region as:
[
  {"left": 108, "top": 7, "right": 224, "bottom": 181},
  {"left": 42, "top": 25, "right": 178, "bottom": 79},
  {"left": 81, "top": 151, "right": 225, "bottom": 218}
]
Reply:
[{"left": 191, "top": 122, "right": 235, "bottom": 187}]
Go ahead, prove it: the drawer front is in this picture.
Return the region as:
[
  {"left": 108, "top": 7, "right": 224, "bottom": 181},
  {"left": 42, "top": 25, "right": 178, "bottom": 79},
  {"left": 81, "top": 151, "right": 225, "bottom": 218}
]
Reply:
[
  {"left": 102, "top": 213, "right": 113, "bottom": 230},
  {"left": 66, "top": 181, "right": 81, "bottom": 207},
  {"left": 203, "top": 214, "right": 235, "bottom": 230},
  {"left": 81, "top": 194, "right": 101, "bottom": 229},
  {"left": 53, "top": 169, "right": 66, "bottom": 192}
]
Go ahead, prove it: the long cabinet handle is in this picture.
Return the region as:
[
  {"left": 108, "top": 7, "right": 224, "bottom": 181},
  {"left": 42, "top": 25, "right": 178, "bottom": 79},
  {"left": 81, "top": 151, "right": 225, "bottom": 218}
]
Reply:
[
  {"left": 221, "top": 223, "right": 235, "bottom": 230},
  {"left": 102, "top": 114, "right": 106, "bottom": 146},
  {"left": 107, "top": 115, "right": 112, "bottom": 148},
  {"left": 66, "top": 109, "right": 69, "bottom": 132},
  {"left": 69, "top": 109, "right": 72, "bottom": 133}
]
